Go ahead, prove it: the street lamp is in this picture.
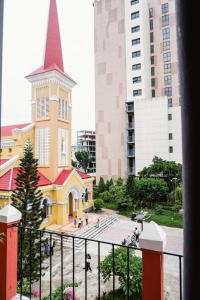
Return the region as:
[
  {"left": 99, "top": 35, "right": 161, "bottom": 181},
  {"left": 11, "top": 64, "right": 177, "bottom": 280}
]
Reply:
[{"left": 171, "top": 177, "right": 177, "bottom": 203}]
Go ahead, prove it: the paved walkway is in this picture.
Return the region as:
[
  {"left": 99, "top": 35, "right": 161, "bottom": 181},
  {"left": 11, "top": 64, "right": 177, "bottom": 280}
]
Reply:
[
  {"left": 38, "top": 209, "right": 183, "bottom": 300},
  {"left": 46, "top": 213, "right": 99, "bottom": 233}
]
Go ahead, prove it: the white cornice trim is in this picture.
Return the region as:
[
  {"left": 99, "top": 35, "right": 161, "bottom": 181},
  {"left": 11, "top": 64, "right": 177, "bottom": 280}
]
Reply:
[
  {"left": 13, "top": 123, "right": 35, "bottom": 134},
  {"left": 26, "top": 70, "right": 76, "bottom": 90},
  {"left": 0, "top": 155, "right": 19, "bottom": 172}
]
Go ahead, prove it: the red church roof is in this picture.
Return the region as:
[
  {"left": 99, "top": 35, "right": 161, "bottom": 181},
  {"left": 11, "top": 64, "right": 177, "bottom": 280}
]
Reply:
[
  {"left": 0, "top": 159, "right": 9, "bottom": 166},
  {"left": 53, "top": 169, "right": 91, "bottom": 186},
  {"left": 1, "top": 123, "right": 31, "bottom": 137},
  {"left": 53, "top": 169, "right": 73, "bottom": 185},
  {"left": 77, "top": 170, "right": 91, "bottom": 179},
  {"left": 0, "top": 168, "right": 52, "bottom": 191},
  {"left": 26, "top": 0, "right": 76, "bottom": 84}
]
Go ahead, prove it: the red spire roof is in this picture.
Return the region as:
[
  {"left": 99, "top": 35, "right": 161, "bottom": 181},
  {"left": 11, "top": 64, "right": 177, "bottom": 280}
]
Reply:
[
  {"left": 26, "top": 0, "right": 76, "bottom": 84},
  {"left": 44, "top": 0, "right": 64, "bottom": 72}
]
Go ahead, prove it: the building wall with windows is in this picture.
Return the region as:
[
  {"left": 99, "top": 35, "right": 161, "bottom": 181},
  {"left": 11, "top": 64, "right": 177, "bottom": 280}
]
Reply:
[
  {"left": 76, "top": 130, "right": 96, "bottom": 174},
  {"left": 134, "top": 96, "right": 182, "bottom": 174},
  {"left": 30, "top": 79, "right": 72, "bottom": 182},
  {"left": 94, "top": 0, "right": 182, "bottom": 180},
  {"left": 148, "top": 0, "right": 180, "bottom": 105},
  {"left": 125, "top": 0, "right": 151, "bottom": 102}
]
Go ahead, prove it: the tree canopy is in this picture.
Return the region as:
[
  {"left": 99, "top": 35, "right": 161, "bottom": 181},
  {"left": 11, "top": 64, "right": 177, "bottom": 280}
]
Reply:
[
  {"left": 11, "top": 140, "right": 47, "bottom": 282},
  {"left": 75, "top": 151, "right": 91, "bottom": 173},
  {"left": 138, "top": 156, "right": 182, "bottom": 190}
]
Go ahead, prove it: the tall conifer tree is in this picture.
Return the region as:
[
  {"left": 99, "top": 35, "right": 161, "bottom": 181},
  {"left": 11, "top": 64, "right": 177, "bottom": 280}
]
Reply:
[{"left": 11, "top": 140, "right": 47, "bottom": 282}]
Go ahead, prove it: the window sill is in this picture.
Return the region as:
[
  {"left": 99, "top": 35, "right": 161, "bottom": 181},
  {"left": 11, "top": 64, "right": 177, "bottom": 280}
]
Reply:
[{"left": 58, "top": 118, "right": 69, "bottom": 123}]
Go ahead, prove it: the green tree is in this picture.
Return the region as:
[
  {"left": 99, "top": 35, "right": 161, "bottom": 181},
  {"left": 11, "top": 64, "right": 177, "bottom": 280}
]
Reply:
[
  {"left": 126, "top": 175, "right": 136, "bottom": 200},
  {"left": 105, "top": 178, "right": 114, "bottom": 191},
  {"left": 75, "top": 151, "right": 91, "bottom": 173},
  {"left": 135, "top": 178, "right": 168, "bottom": 207},
  {"left": 94, "top": 198, "right": 104, "bottom": 210},
  {"left": 173, "top": 185, "right": 183, "bottom": 211},
  {"left": 138, "top": 156, "right": 182, "bottom": 191},
  {"left": 98, "top": 191, "right": 110, "bottom": 203},
  {"left": 71, "top": 159, "right": 78, "bottom": 168},
  {"left": 100, "top": 247, "right": 142, "bottom": 297},
  {"left": 11, "top": 140, "right": 46, "bottom": 282},
  {"left": 116, "top": 177, "right": 123, "bottom": 186},
  {"left": 98, "top": 177, "right": 106, "bottom": 194}
]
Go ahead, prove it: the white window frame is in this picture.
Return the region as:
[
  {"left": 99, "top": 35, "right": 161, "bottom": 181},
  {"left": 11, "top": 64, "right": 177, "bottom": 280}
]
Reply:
[
  {"left": 36, "top": 98, "right": 49, "bottom": 119},
  {"left": 59, "top": 99, "right": 68, "bottom": 120},
  {"left": 36, "top": 128, "right": 50, "bottom": 165}
]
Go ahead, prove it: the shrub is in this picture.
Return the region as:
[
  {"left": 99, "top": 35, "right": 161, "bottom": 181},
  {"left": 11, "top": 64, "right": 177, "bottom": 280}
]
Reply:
[
  {"left": 117, "top": 196, "right": 133, "bottom": 211},
  {"left": 135, "top": 178, "right": 168, "bottom": 207},
  {"left": 99, "top": 191, "right": 111, "bottom": 202},
  {"left": 98, "top": 177, "right": 106, "bottom": 194},
  {"left": 100, "top": 247, "right": 142, "bottom": 297},
  {"left": 17, "top": 280, "right": 30, "bottom": 296},
  {"left": 94, "top": 198, "right": 104, "bottom": 210},
  {"left": 42, "top": 283, "right": 79, "bottom": 300},
  {"left": 154, "top": 205, "right": 163, "bottom": 215},
  {"left": 173, "top": 185, "right": 183, "bottom": 211}
]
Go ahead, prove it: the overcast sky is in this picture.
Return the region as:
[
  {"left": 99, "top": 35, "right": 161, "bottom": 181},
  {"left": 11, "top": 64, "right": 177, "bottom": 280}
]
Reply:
[{"left": 2, "top": 0, "right": 95, "bottom": 144}]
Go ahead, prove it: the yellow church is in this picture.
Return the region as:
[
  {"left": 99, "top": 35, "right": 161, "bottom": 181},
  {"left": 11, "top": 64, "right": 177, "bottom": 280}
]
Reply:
[{"left": 0, "top": 0, "right": 94, "bottom": 226}]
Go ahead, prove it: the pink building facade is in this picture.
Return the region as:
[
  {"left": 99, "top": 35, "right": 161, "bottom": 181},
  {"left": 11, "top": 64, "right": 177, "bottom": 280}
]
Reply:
[{"left": 94, "top": 0, "right": 182, "bottom": 180}]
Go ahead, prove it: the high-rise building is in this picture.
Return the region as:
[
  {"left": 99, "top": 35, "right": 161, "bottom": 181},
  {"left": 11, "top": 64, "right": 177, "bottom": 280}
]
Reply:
[
  {"left": 77, "top": 130, "right": 96, "bottom": 174},
  {"left": 72, "top": 131, "right": 96, "bottom": 174},
  {"left": 94, "top": 0, "right": 182, "bottom": 181}
]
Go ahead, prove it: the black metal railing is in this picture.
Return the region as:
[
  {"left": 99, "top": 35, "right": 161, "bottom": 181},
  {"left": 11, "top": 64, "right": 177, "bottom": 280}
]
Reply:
[{"left": 17, "top": 225, "right": 183, "bottom": 300}]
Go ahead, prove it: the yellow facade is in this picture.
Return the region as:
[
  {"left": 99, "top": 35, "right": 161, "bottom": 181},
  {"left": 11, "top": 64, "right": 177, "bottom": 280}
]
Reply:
[{"left": 0, "top": 0, "right": 94, "bottom": 225}]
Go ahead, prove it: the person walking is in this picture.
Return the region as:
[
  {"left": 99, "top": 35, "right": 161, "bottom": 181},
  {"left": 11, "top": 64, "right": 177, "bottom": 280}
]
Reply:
[
  {"left": 85, "top": 212, "right": 89, "bottom": 225},
  {"left": 74, "top": 216, "right": 77, "bottom": 228},
  {"left": 130, "top": 235, "right": 137, "bottom": 247},
  {"left": 86, "top": 254, "right": 92, "bottom": 272},
  {"left": 133, "top": 227, "right": 139, "bottom": 242},
  {"left": 95, "top": 218, "right": 100, "bottom": 228},
  {"left": 50, "top": 239, "right": 55, "bottom": 256},
  {"left": 44, "top": 241, "right": 49, "bottom": 256}
]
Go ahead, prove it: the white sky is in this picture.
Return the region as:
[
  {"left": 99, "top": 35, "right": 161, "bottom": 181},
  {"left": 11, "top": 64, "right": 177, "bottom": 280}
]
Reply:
[{"left": 1, "top": 0, "right": 95, "bottom": 145}]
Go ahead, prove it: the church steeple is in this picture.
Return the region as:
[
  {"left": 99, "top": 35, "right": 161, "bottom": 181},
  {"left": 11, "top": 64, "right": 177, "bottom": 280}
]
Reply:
[
  {"left": 26, "top": 0, "right": 76, "bottom": 182},
  {"left": 44, "top": 0, "right": 64, "bottom": 72},
  {"left": 26, "top": 0, "right": 76, "bottom": 84}
]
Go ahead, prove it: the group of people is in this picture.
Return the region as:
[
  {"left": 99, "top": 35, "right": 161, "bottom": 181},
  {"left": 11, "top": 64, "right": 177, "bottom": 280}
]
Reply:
[
  {"left": 122, "top": 227, "right": 140, "bottom": 247},
  {"left": 73, "top": 212, "right": 89, "bottom": 228},
  {"left": 73, "top": 213, "right": 101, "bottom": 229},
  {"left": 44, "top": 239, "right": 56, "bottom": 256}
]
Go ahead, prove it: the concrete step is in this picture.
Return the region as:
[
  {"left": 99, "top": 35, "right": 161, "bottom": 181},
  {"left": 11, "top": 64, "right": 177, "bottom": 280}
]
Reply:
[{"left": 51, "top": 215, "right": 118, "bottom": 249}]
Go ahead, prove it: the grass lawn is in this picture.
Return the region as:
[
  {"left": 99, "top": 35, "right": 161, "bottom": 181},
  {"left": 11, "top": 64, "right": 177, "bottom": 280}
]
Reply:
[
  {"left": 147, "top": 209, "right": 183, "bottom": 228},
  {"left": 103, "top": 203, "right": 183, "bottom": 228}
]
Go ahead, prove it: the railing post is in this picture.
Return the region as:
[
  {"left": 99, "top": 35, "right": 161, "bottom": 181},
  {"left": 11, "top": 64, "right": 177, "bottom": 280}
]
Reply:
[
  {"left": 139, "top": 221, "right": 166, "bottom": 300},
  {"left": 0, "top": 204, "right": 22, "bottom": 300}
]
